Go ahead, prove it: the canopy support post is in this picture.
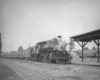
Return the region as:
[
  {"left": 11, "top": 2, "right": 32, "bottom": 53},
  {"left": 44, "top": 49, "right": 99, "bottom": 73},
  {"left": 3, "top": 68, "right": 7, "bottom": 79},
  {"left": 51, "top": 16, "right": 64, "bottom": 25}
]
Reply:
[
  {"left": 82, "top": 41, "right": 84, "bottom": 62},
  {"left": 93, "top": 39, "right": 100, "bottom": 63},
  {"left": 0, "top": 33, "right": 2, "bottom": 57},
  {"left": 76, "top": 40, "right": 88, "bottom": 62}
]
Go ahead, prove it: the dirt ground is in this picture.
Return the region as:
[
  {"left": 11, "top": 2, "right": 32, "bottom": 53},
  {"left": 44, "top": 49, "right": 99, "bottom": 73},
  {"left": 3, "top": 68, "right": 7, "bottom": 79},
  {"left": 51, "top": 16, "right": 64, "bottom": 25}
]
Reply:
[
  {"left": 0, "top": 59, "right": 23, "bottom": 80},
  {"left": 1, "top": 58, "right": 100, "bottom": 80}
]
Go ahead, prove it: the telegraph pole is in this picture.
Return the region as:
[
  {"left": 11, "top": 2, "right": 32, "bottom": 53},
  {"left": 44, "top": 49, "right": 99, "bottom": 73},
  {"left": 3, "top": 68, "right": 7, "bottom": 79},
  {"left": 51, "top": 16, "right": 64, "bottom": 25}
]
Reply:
[
  {"left": 10, "top": 45, "right": 12, "bottom": 58},
  {"left": 29, "top": 43, "right": 30, "bottom": 48},
  {"left": 29, "top": 43, "right": 31, "bottom": 59},
  {"left": 10, "top": 45, "right": 12, "bottom": 53}
]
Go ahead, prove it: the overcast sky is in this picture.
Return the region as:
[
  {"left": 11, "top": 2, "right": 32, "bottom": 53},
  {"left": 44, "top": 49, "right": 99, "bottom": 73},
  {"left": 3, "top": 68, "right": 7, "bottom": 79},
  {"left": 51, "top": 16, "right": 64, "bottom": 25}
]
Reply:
[{"left": 0, "top": 0, "right": 100, "bottom": 52}]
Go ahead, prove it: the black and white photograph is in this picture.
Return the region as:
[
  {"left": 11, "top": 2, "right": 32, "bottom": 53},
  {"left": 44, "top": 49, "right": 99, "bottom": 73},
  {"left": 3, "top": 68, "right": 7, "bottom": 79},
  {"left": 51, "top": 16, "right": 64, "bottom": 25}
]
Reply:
[{"left": 0, "top": 0, "right": 100, "bottom": 80}]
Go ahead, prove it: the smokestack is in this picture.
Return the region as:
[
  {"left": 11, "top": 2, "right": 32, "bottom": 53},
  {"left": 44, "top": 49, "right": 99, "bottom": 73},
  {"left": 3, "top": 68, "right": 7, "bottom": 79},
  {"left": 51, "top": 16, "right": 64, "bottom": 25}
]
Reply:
[{"left": 57, "top": 35, "right": 62, "bottom": 41}]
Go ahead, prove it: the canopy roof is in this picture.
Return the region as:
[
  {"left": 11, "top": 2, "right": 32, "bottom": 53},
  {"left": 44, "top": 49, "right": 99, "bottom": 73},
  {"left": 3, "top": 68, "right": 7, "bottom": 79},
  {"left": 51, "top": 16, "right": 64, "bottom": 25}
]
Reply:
[{"left": 70, "top": 29, "right": 100, "bottom": 42}]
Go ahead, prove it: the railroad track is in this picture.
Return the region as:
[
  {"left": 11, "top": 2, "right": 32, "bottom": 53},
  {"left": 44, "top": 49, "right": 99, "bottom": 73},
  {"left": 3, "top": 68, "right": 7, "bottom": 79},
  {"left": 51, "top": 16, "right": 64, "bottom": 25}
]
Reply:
[{"left": 3, "top": 59, "right": 58, "bottom": 80}]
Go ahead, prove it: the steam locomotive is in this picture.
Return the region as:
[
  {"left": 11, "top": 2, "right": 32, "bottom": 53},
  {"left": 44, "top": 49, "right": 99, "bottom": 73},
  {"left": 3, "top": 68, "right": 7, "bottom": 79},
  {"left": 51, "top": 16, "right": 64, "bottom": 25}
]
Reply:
[{"left": 3, "top": 36, "right": 72, "bottom": 64}]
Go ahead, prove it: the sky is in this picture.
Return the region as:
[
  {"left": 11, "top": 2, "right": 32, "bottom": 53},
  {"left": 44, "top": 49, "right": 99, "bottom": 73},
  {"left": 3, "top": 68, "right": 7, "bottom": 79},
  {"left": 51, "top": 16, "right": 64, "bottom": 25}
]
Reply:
[{"left": 0, "top": 0, "right": 100, "bottom": 52}]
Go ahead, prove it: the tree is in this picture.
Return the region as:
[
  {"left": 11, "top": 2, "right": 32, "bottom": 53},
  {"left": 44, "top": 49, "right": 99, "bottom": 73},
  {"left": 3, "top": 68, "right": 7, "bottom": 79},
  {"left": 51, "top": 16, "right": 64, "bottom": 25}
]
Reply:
[
  {"left": 92, "top": 46, "right": 96, "bottom": 50},
  {"left": 18, "top": 46, "right": 23, "bottom": 52},
  {"left": 68, "top": 39, "right": 75, "bottom": 51}
]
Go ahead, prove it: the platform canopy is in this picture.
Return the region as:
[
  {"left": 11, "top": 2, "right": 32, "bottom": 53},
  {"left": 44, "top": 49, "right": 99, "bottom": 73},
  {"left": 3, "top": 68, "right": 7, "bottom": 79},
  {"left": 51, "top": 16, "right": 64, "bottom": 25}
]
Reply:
[
  {"left": 70, "top": 29, "right": 100, "bottom": 63},
  {"left": 70, "top": 29, "right": 100, "bottom": 42}
]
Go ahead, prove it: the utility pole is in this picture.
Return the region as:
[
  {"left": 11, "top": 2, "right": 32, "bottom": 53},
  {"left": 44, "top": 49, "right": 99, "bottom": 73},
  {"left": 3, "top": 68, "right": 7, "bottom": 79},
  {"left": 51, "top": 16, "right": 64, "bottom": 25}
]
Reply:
[
  {"left": 29, "top": 43, "right": 30, "bottom": 48},
  {"left": 10, "top": 45, "right": 12, "bottom": 58},
  {"left": 29, "top": 43, "right": 31, "bottom": 59},
  {"left": 10, "top": 45, "right": 12, "bottom": 53}
]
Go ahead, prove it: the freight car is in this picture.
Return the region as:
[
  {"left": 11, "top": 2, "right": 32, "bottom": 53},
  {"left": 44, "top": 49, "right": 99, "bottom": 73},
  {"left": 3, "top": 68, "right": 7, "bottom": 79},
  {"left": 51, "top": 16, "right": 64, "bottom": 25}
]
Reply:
[{"left": 3, "top": 49, "right": 30, "bottom": 59}]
